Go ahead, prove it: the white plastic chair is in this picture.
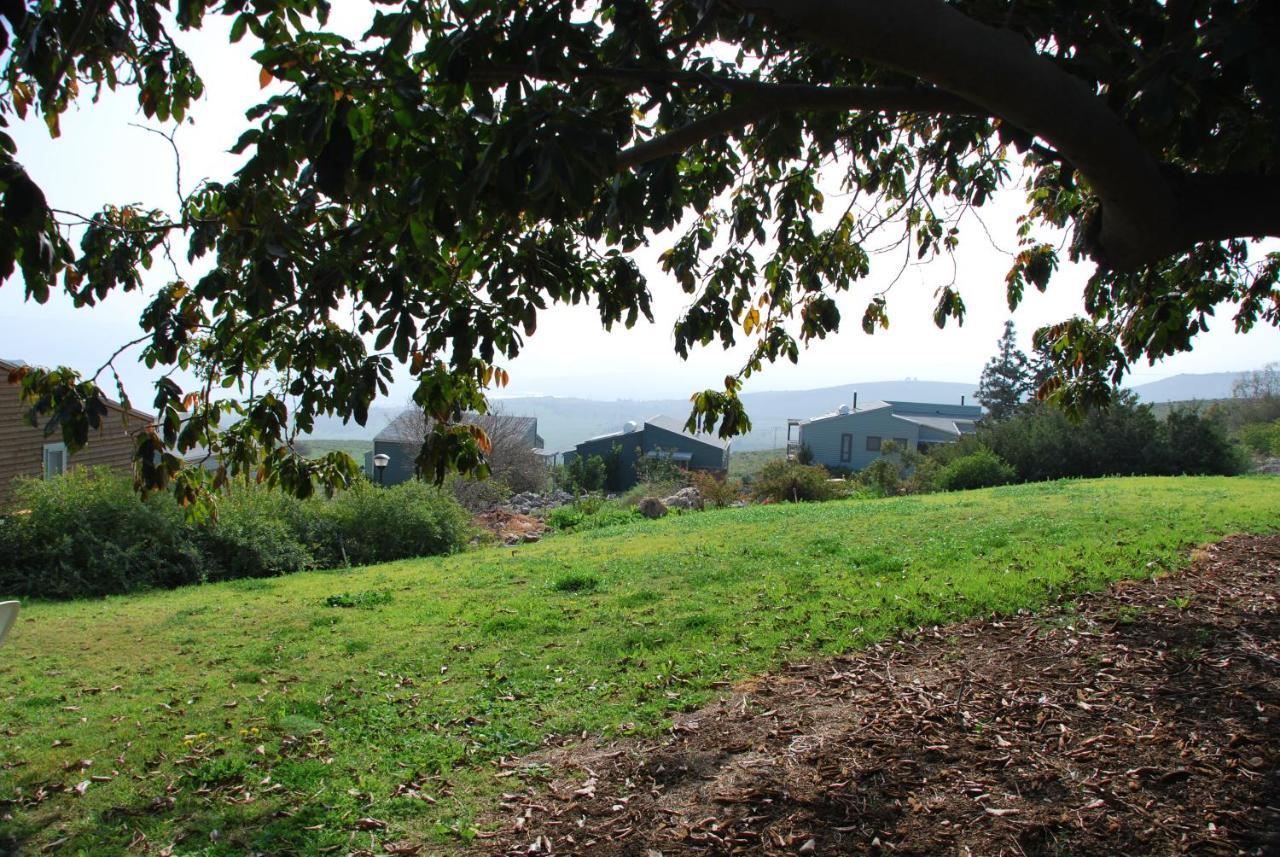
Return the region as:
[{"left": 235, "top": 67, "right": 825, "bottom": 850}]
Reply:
[{"left": 0, "top": 601, "right": 18, "bottom": 647}]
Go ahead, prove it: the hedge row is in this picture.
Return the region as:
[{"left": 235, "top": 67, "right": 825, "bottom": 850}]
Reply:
[{"left": 0, "top": 468, "right": 471, "bottom": 599}]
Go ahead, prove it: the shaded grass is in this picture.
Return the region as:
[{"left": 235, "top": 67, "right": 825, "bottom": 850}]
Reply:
[{"left": 0, "top": 476, "right": 1276, "bottom": 854}]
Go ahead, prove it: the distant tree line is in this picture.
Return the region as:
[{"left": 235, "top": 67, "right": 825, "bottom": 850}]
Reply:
[{"left": 969, "top": 323, "right": 1249, "bottom": 483}]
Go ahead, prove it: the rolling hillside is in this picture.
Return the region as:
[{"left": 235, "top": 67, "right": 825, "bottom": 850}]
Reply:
[{"left": 1, "top": 476, "right": 1276, "bottom": 854}]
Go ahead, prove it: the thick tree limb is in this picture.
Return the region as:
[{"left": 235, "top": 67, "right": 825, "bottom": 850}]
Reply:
[
  {"left": 734, "top": 0, "right": 1186, "bottom": 270},
  {"left": 1176, "top": 172, "right": 1280, "bottom": 249}
]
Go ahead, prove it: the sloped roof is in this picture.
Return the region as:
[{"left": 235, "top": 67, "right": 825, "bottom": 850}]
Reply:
[
  {"left": 803, "top": 399, "right": 981, "bottom": 427},
  {"left": 644, "top": 415, "right": 730, "bottom": 450},
  {"left": 2, "top": 357, "right": 155, "bottom": 422},
  {"left": 892, "top": 414, "right": 978, "bottom": 436}
]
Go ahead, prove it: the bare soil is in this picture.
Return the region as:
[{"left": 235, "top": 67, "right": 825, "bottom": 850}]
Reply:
[
  {"left": 474, "top": 509, "right": 547, "bottom": 544},
  {"left": 484, "top": 534, "right": 1280, "bottom": 856}
]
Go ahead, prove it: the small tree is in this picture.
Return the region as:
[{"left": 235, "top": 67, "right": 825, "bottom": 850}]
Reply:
[
  {"left": 634, "top": 446, "right": 686, "bottom": 486},
  {"left": 977, "top": 321, "right": 1033, "bottom": 422},
  {"left": 383, "top": 405, "right": 547, "bottom": 497}
]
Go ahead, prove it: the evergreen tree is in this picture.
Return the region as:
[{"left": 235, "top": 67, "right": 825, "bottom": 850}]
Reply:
[{"left": 978, "top": 321, "right": 1033, "bottom": 422}]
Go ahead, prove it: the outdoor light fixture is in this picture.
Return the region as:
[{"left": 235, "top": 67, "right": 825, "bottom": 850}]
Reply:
[{"left": 373, "top": 453, "right": 390, "bottom": 486}]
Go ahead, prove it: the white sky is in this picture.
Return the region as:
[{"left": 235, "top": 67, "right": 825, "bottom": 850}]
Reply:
[{"left": 1, "top": 8, "right": 1276, "bottom": 406}]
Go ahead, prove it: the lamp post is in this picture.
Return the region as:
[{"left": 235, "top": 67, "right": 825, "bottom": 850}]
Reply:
[{"left": 373, "top": 453, "right": 390, "bottom": 486}]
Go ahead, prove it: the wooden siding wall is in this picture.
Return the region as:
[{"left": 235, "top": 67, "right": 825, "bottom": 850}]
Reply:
[{"left": 1, "top": 381, "right": 148, "bottom": 509}]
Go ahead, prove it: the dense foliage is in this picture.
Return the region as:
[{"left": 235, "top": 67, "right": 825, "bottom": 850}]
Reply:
[
  {"left": 0, "top": 469, "right": 470, "bottom": 599},
  {"left": 751, "top": 459, "right": 837, "bottom": 503},
  {"left": 936, "top": 446, "right": 1017, "bottom": 491},
  {"left": 979, "top": 397, "right": 1247, "bottom": 482},
  {"left": 0, "top": 1, "right": 1276, "bottom": 507},
  {"left": 977, "top": 321, "right": 1033, "bottom": 422}
]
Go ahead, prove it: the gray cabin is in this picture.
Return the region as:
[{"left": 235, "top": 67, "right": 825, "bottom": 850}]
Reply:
[
  {"left": 364, "top": 412, "right": 542, "bottom": 485},
  {"left": 790, "top": 399, "right": 981, "bottom": 471},
  {"left": 562, "top": 415, "right": 730, "bottom": 490}
]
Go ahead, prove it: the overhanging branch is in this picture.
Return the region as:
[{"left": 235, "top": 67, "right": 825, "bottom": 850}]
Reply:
[
  {"left": 614, "top": 83, "right": 982, "bottom": 171},
  {"left": 733, "top": 0, "right": 1184, "bottom": 270}
]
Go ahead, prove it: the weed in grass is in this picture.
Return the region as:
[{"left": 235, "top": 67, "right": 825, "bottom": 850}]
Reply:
[
  {"left": 551, "top": 572, "right": 600, "bottom": 593},
  {"left": 323, "top": 588, "right": 393, "bottom": 609}
]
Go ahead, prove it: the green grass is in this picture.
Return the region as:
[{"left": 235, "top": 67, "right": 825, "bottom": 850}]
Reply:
[
  {"left": 291, "top": 438, "right": 373, "bottom": 461},
  {"left": 1, "top": 476, "right": 1276, "bottom": 854},
  {"left": 728, "top": 447, "right": 785, "bottom": 479}
]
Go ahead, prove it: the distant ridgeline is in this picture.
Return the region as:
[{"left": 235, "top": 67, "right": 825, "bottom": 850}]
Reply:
[{"left": 300, "top": 372, "right": 1258, "bottom": 454}]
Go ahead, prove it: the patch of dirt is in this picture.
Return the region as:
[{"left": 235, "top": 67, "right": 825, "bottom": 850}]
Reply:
[
  {"left": 475, "top": 509, "right": 547, "bottom": 544},
  {"left": 483, "top": 534, "right": 1280, "bottom": 855}
]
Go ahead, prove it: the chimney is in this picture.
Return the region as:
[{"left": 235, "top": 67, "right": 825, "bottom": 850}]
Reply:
[
  {"left": 852, "top": 392, "right": 858, "bottom": 411},
  {"left": 961, "top": 395, "right": 966, "bottom": 406}
]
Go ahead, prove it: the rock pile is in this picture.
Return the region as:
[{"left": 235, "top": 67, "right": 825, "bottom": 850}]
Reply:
[
  {"left": 661, "top": 486, "right": 702, "bottom": 510},
  {"left": 502, "top": 490, "right": 576, "bottom": 515}
]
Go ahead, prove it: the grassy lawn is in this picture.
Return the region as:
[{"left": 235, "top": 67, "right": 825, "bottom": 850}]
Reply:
[
  {"left": 291, "top": 438, "right": 374, "bottom": 462},
  {"left": 727, "top": 447, "right": 785, "bottom": 480},
  {"left": 1, "top": 476, "right": 1276, "bottom": 854}
]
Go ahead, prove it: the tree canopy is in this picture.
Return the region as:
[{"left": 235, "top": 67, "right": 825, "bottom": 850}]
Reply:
[
  {"left": 977, "top": 320, "right": 1032, "bottom": 423},
  {"left": 1, "top": 0, "right": 1277, "bottom": 504}
]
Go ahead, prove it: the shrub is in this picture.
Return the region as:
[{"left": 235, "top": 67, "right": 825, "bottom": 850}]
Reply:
[
  {"left": 318, "top": 481, "right": 470, "bottom": 566},
  {"left": 1164, "top": 408, "right": 1249, "bottom": 475},
  {"left": 936, "top": 447, "right": 1017, "bottom": 491},
  {"left": 448, "top": 474, "right": 511, "bottom": 513},
  {"left": 562, "top": 454, "right": 606, "bottom": 492},
  {"left": 1236, "top": 419, "right": 1280, "bottom": 457},
  {"left": 0, "top": 470, "right": 471, "bottom": 600},
  {"left": 0, "top": 468, "right": 203, "bottom": 598},
  {"left": 690, "top": 470, "right": 741, "bottom": 508},
  {"left": 633, "top": 446, "right": 686, "bottom": 486},
  {"left": 546, "top": 499, "right": 638, "bottom": 532},
  {"left": 198, "top": 486, "right": 315, "bottom": 581},
  {"left": 751, "top": 460, "right": 836, "bottom": 503}
]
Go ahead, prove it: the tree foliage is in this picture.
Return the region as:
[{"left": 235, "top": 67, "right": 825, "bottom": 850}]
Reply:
[
  {"left": 976, "top": 320, "right": 1032, "bottom": 422},
  {"left": 1, "top": 0, "right": 1277, "bottom": 505}
]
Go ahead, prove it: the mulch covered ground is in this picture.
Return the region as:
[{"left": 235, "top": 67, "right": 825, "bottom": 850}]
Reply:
[{"left": 484, "top": 534, "right": 1280, "bottom": 856}]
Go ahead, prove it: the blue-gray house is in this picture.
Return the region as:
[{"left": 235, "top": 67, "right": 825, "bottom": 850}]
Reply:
[
  {"left": 790, "top": 399, "right": 981, "bottom": 471},
  {"left": 562, "top": 415, "right": 730, "bottom": 490}
]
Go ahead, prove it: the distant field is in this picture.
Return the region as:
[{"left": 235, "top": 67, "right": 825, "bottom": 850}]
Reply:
[
  {"left": 292, "top": 438, "right": 373, "bottom": 462},
  {"left": 1, "top": 476, "right": 1276, "bottom": 854},
  {"left": 728, "top": 446, "right": 785, "bottom": 479}
]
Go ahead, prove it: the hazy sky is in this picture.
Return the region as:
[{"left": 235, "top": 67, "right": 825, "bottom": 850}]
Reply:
[{"left": 1, "top": 8, "right": 1276, "bottom": 408}]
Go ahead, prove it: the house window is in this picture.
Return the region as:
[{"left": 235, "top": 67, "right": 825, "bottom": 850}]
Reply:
[
  {"left": 43, "top": 442, "right": 67, "bottom": 479},
  {"left": 866, "top": 435, "right": 881, "bottom": 452},
  {"left": 839, "top": 433, "right": 852, "bottom": 463}
]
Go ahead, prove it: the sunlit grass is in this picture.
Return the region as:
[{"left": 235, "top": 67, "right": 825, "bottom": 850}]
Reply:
[{"left": 1, "top": 476, "right": 1275, "bottom": 854}]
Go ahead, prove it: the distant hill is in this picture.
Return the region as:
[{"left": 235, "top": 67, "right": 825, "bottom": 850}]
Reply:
[
  {"left": 298, "top": 368, "right": 1270, "bottom": 453},
  {"left": 487, "top": 379, "right": 979, "bottom": 452},
  {"left": 302, "top": 406, "right": 400, "bottom": 440},
  {"left": 1130, "top": 372, "right": 1246, "bottom": 403}
]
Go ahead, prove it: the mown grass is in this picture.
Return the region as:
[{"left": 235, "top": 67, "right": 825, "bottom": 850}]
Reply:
[{"left": 1, "top": 476, "right": 1276, "bottom": 854}]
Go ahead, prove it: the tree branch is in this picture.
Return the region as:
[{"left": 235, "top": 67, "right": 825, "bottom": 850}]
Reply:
[
  {"left": 1176, "top": 172, "right": 1280, "bottom": 250},
  {"left": 614, "top": 84, "right": 982, "bottom": 170},
  {"left": 733, "top": 0, "right": 1185, "bottom": 271}
]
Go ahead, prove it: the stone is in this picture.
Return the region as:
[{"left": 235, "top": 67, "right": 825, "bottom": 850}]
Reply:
[{"left": 638, "top": 497, "right": 668, "bottom": 519}]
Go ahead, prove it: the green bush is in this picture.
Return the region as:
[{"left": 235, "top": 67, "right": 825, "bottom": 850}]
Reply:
[
  {"left": 1164, "top": 409, "right": 1249, "bottom": 475},
  {"left": 546, "top": 499, "right": 638, "bottom": 532},
  {"left": 690, "top": 470, "right": 741, "bottom": 508},
  {"left": 0, "top": 470, "right": 471, "bottom": 600},
  {"left": 1236, "top": 420, "right": 1280, "bottom": 456},
  {"left": 751, "top": 460, "right": 836, "bottom": 503},
  {"left": 318, "top": 481, "right": 471, "bottom": 566},
  {"left": 937, "top": 447, "right": 1017, "bottom": 491},
  {"left": 0, "top": 468, "right": 204, "bottom": 598}
]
